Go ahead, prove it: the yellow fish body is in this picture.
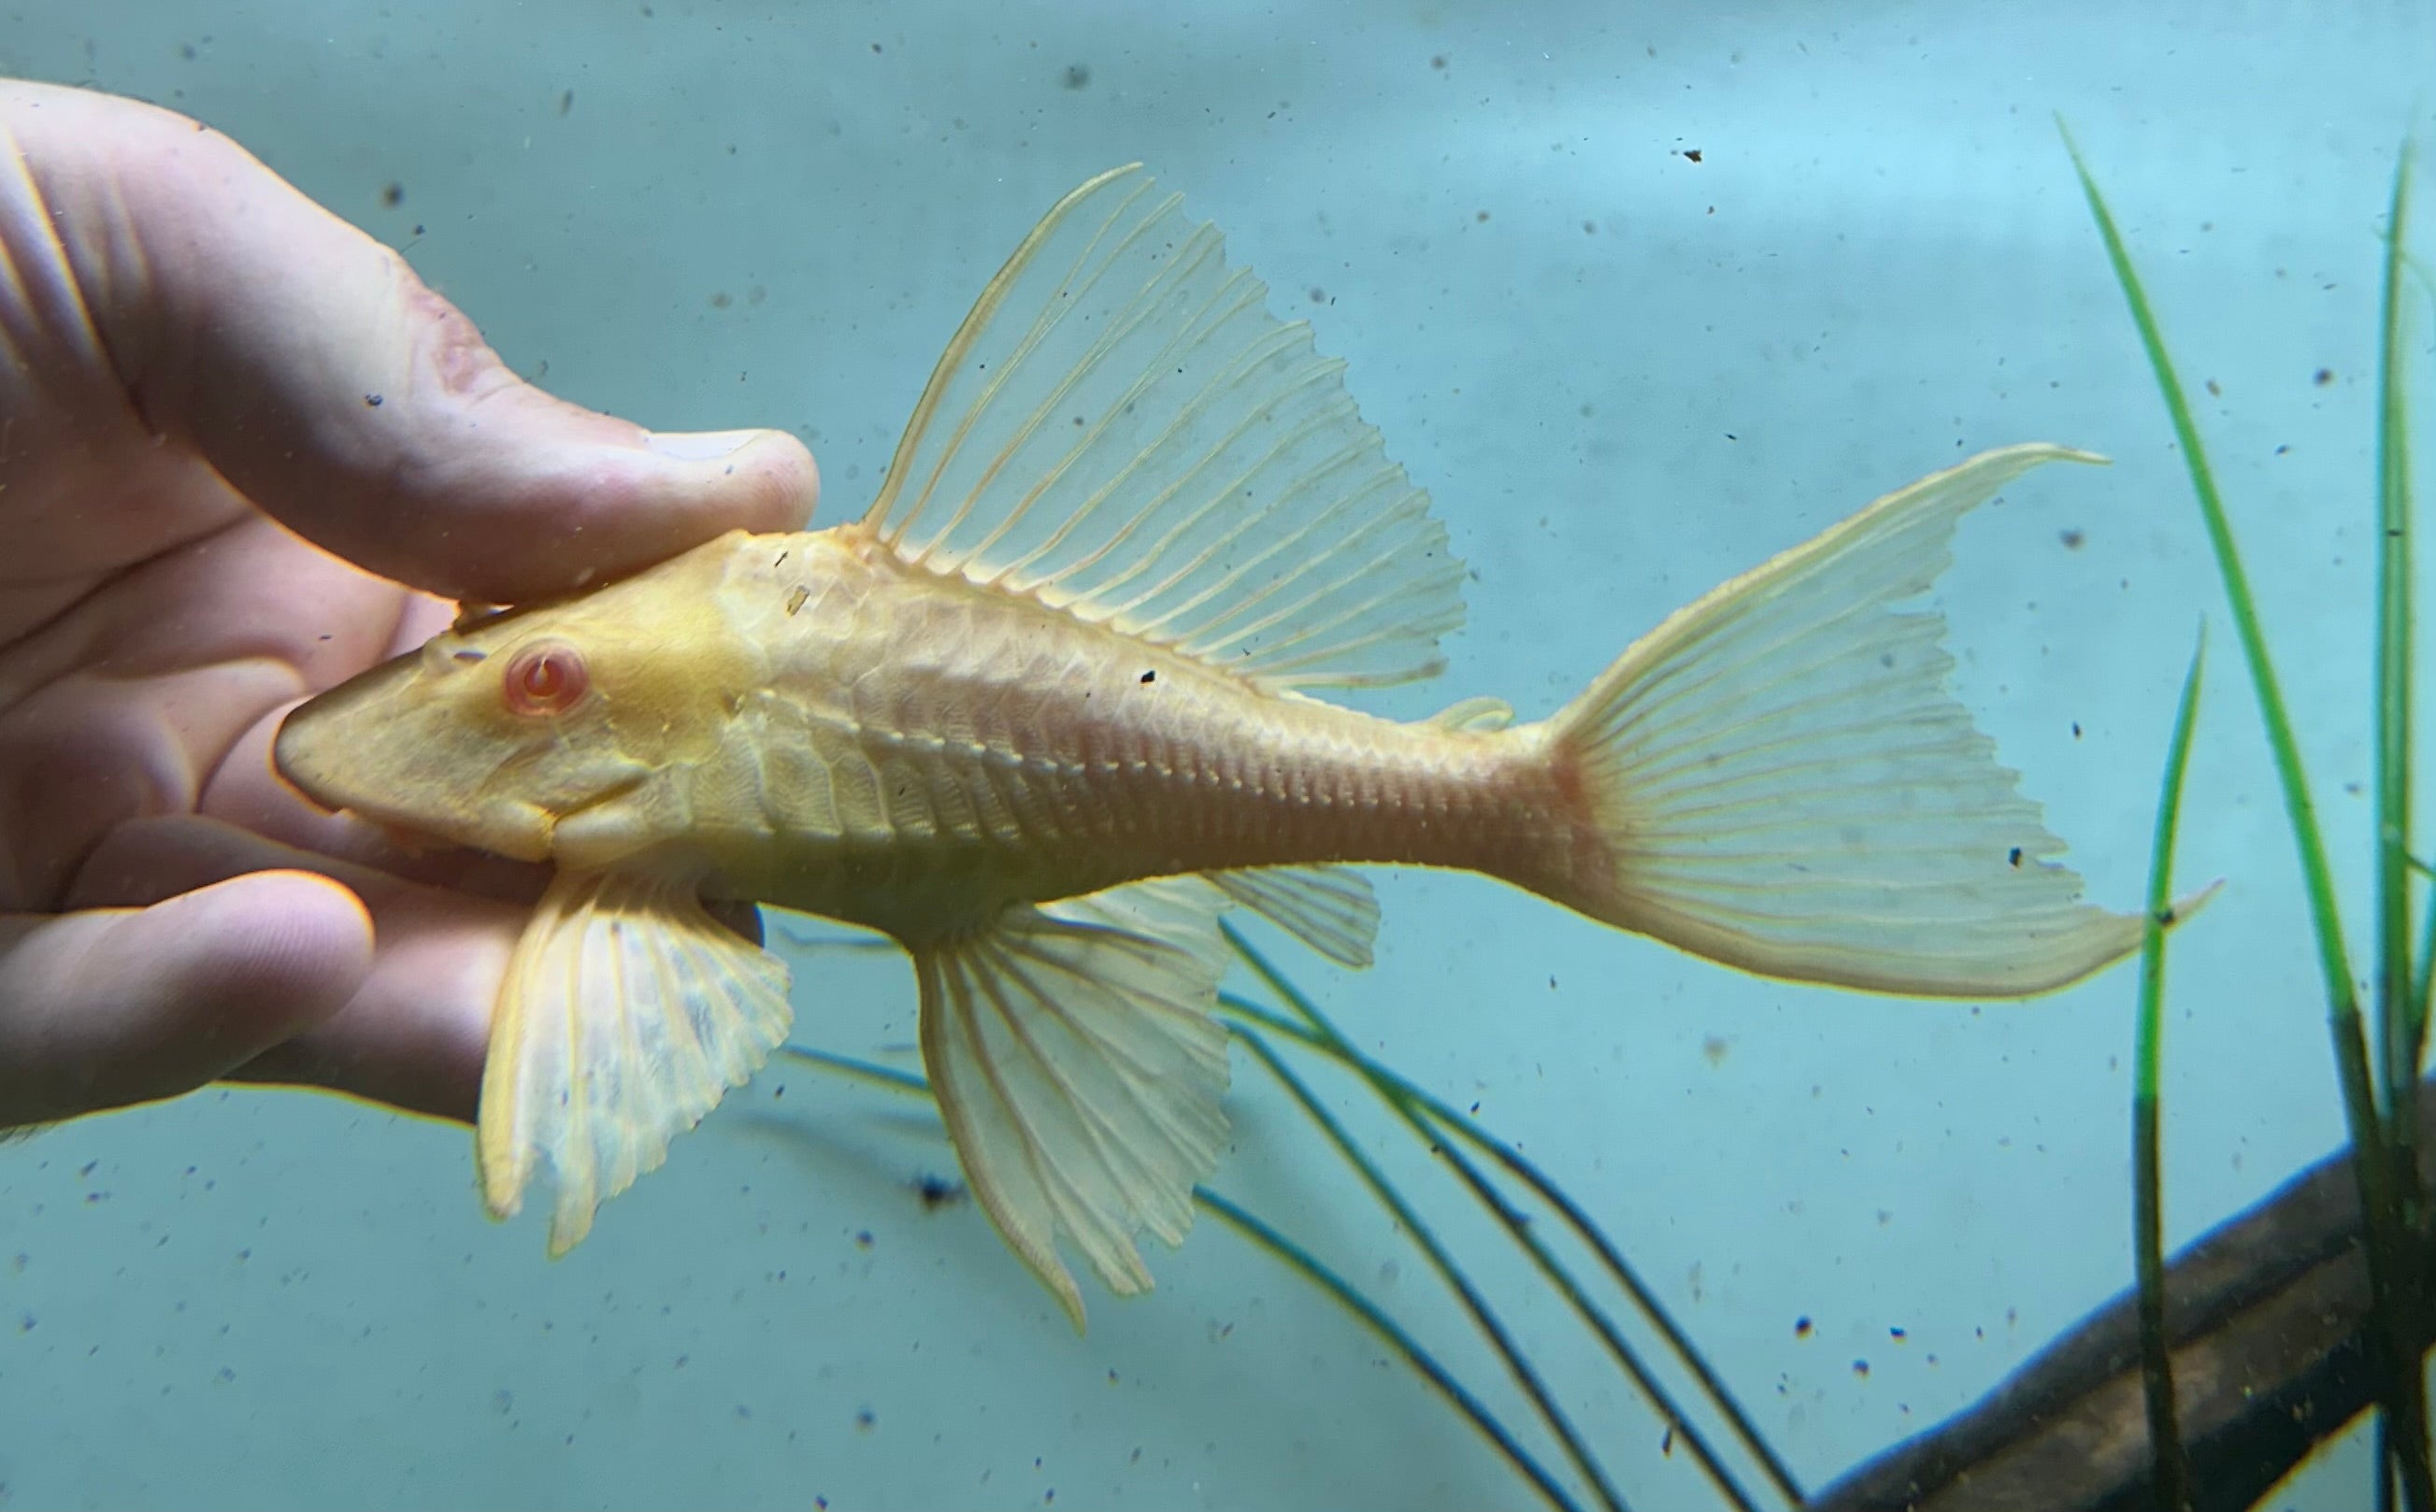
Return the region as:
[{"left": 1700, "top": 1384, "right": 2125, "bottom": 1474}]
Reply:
[{"left": 276, "top": 165, "right": 2192, "bottom": 1325}]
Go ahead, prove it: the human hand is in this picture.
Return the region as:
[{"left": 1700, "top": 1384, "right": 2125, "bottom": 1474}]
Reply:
[{"left": 0, "top": 81, "right": 817, "bottom": 1129}]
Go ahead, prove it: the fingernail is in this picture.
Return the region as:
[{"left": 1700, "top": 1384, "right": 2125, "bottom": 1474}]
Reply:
[{"left": 643, "top": 428, "right": 765, "bottom": 462}]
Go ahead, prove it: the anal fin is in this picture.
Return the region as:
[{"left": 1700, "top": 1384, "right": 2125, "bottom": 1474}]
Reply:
[
  {"left": 479, "top": 868, "right": 795, "bottom": 1256},
  {"left": 913, "top": 877, "right": 1231, "bottom": 1329},
  {"left": 1203, "top": 865, "right": 1380, "bottom": 968}
]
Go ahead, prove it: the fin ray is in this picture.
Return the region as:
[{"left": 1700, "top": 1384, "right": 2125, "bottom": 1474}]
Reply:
[
  {"left": 1204, "top": 865, "right": 1380, "bottom": 968},
  {"left": 479, "top": 870, "right": 794, "bottom": 1255},
  {"left": 914, "top": 877, "right": 1230, "bottom": 1328},
  {"left": 1540, "top": 444, "right": 2202, "bottom": 997},
  {"left": 862, "top": 164, "right": 1466, "bottom": 692}
]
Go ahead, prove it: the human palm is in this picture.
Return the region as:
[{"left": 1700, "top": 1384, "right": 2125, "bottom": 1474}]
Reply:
[{"left": 0, "top": 81, "right": 815, "bottom": 1126}]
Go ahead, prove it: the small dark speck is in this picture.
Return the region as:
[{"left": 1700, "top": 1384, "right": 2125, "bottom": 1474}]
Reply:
[
  {"left": 2156, "top": 905, "right": 2178, "bottom": 927},
  {"left": 1661, "top": 1423, "right": 1675, "bottom": 1456},
  {"left": 1309, "top": 286, "right": 1326, "bottom": 304},
  {"left": 2007, "top": 847, "right": 2023, "bottom": 868},
  {"left": 364, "top": 393, "right": 384, "bottom": 407},
  {"left": 1430, "top": 53, "right": 1447, "bottom": 69},
  {"left": 1724, "top": 432, "right": 1738, "bottom": 441},
  {"left": 179, "top": 41, "right": 197, "bottom": 60},
  {"left": 2071, "top": 721, "right": 2083, "bottom": 739},
  {"left": 1474, "top": 209, "right": 1490, "bottom": 222},
  {"left": 1890, "top": 1326, "right": 1908, "bottom": 1341},
  {"left": 380, "top": 181, "right": 404, "bottom": 207},
  {"left": 2205, "top": 378, "right": 2222, "bottom": 396},
  {"left": 853, "top": 1230, "right": 874, "bottom": 1248},
  {"left": 1583, "top": 220, "right": 1598, "bottom": 234},
  {"left": 1853, "top": 1359, "right": 1870, "bottom": 1378},
  {"left": 854, "top": 1407, "right": 876, "bottom": 1432},
  {"left": 2058, "top": 528, "right": 2085, "bottom": 549},
  {"left": 318, "top": 634, "right": 333, "bottom": 642},
  {"left": 870, "top": 41, "right": 882, "bottom": 52},
  {"left": 912, "top": 1173, "right": 966, "bottom": 1210},
  {"left": 1063, "top": 64, "right": 1090, "bottom": 90},
  {"left": 1683, "top": 148, "right": 1703, "bottom": 164},
  {"left": 1794, "top": 1316, "right": 1813, "bottom": 1338},
  {"left": 1139, "top": 669, "right": 1155, "bottom": 685},
  {"left": 2314, "top": 367, "right": 2335, "bottom": 386},
  {"left": 558, "top": 89, "right": 575, "bottom": 116},
  {"left": 710, "top": 291, "right": 733, "bottom": 308}
]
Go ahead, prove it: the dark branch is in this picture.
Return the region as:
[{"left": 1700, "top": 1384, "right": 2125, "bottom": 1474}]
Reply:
[{"left": 1810, "top": 1081, "right": 2435, "bottom": 1511}]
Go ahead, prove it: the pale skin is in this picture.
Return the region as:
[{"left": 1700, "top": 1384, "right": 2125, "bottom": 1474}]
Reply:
[{"left": 0, "top": 79, "right": 817, "bottom": 1128}]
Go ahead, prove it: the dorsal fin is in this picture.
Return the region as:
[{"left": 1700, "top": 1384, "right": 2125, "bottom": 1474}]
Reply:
[
  {"left": 860, "top": 165, "right": 1467, "bottom": 692},
  {"left": 1427, "top": 695, "right": 1514, "bottom": 733}
]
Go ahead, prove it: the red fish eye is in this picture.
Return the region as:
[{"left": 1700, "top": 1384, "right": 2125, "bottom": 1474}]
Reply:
[{"left": 502, "top": 642, "right": 590, "bottom": 717}]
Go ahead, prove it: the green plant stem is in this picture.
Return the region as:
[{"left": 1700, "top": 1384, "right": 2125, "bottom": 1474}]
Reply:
[
  {"left": 2375, "top": 146, "right": 2424, "bottom": 1176},
  {"left": 1196, "top": 1189, "right": 1585, "bottom": 1512},
  {"left": 2062, "top": 123, "right": 2433, "bottom": 1509},
  {"left": 2134, "top": 631, "right": 2206, "bottom": 1511},
  {"left": 774, "top": 1043, "right": 1583, "bottom": 1512},
  {"left": 1221, "top": 928, "right": 1805, "bottom": 1509},
  {"left": 1221, "top": 995, "right": 1766, "bottom": 1512},
  {"left": 1232, "top": 1026, "right": 1632, "bottom": 1512},
  {"left": 779, "top": 1043, "right": 930, "bottom": 1093}
]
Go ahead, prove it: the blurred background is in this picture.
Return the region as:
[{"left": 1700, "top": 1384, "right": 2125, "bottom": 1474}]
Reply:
[{"left": 2, "top": 3, "right": 2428, "bottom": 1506}]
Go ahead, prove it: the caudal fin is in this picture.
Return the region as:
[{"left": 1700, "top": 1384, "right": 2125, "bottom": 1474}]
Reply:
[{"left": 1533, "top": 443, "right": 2213, "bottom": 999}]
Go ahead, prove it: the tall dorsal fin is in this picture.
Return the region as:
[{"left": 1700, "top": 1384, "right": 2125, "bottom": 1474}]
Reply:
[{"left": 860, "top": 165, "right": 1467, "bottom": 692}]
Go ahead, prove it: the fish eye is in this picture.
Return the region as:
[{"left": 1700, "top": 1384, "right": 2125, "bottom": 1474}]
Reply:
[{"left": 501, "top": 641, "right": 591, "bottom": 718}]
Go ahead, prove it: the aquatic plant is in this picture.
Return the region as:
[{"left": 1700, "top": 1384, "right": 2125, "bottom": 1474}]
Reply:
[{"left": 2069, "top": 131, "right": 2432, "bottom": 1507}]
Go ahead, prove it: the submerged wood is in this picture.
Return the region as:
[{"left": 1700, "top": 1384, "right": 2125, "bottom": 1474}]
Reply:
[{"left": 1809, "top": 1077, "right": 2436, "bottom": 1511}]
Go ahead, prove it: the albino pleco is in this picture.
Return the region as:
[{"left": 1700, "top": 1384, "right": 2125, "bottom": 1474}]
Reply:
[{"left": 275, "top": 165, "right": 2211, "bottom": 1327}]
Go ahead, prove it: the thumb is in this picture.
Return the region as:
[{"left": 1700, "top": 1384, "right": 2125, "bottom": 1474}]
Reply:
[
  {"left": 21, "top": 83, "right": 818, "bottom": 603},
  {"left": 0, "top": 871, "right": 373, "bottom": 1126}
]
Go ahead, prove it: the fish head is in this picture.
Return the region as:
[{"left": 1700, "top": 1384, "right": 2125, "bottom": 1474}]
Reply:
[{"left": 276, "top": 534, "right": 761, "bottom": 869}]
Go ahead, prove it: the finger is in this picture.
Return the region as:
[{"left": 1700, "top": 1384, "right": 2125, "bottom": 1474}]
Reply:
[
  {"left": 5, "top": 81, "right": 819, "bottom": 604},
  {"left": 70, "top": 815, "right": 511, "bottom": 1124},
  {"left": 0, "top": 869, "right": 371, "bottom": 1125}
]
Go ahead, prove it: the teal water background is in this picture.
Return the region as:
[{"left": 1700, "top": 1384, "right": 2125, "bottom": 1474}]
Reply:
[{"left": 3, "top": 4, "right": 2430, "bottom": 1506}]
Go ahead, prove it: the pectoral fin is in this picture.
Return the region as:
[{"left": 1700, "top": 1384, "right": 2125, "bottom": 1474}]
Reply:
[
  {"left": 912, "top": 877, "right": 1231, "bottom": 1329},
  {"left": 479, "top": 869, "right": 795, "bottom": 1256}
]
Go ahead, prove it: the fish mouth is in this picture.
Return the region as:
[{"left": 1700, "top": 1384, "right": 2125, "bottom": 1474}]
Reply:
[
  {"left": 272, "top": 692, "right": 557, "bottom": 863},
  {"left": 545, "top": 769, "right": 660, "bottom": 869}
]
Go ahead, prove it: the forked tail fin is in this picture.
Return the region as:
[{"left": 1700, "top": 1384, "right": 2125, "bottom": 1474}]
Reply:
[{"left": 1533, "top": 443, "right": 2214, "bottom": 999}]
